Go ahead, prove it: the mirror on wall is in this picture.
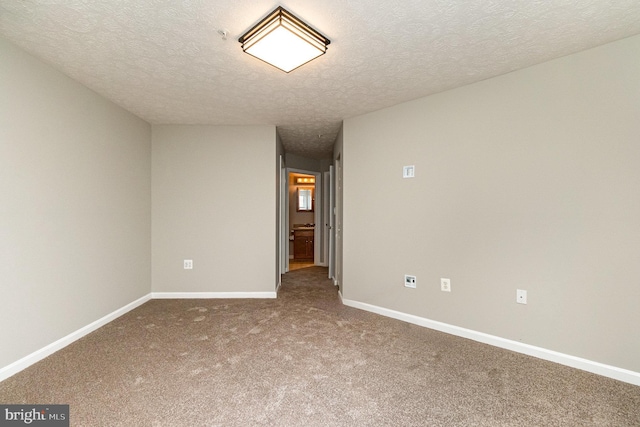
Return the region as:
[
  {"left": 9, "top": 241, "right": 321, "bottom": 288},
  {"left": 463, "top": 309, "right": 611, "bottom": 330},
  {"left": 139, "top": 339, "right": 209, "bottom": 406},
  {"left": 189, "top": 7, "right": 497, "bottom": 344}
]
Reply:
[{"left": 297, "top": 187, "right": 314, "bottom": 212}]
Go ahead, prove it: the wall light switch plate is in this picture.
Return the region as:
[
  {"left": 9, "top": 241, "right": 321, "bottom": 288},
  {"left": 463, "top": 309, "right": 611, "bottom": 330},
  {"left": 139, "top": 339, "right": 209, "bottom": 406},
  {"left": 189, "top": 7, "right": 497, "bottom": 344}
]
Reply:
[
  {"left": 403, "top": 165, "right": 415, "bottom": 178},
  {"left": 441, "top": 278, "right": 451, "bottom": 292},
  {"left": 184, "top": 259, "right": 193, "bottom": 270},
  {"left": 404, "top": 275, "right": 416, "bottom": 288},
  {"left": 516, "top": 289, "right": 527, "bottom": 304}
]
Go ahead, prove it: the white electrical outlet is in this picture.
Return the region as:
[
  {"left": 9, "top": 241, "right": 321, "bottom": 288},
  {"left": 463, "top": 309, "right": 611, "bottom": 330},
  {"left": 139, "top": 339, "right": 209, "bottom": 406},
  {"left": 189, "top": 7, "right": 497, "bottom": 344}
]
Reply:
[
  {"left": 404, "top": 275, "right": 416, "bottom": 288},
  {"left": 516, "top": 289, "right": 527, "bottom": 304},
  {"left": 184, "top": 259, "right": 193, "bottom": 270},
  {"left": 441, "top": 278, "right": 451, "bottom": 292}
]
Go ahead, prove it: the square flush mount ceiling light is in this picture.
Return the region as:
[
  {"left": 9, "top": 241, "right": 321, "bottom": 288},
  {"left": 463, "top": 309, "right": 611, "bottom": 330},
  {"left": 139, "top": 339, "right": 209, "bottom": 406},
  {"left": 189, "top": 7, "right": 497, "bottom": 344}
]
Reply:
[{"left": 238, "top": 6, "right": 330, "bottom": 73}]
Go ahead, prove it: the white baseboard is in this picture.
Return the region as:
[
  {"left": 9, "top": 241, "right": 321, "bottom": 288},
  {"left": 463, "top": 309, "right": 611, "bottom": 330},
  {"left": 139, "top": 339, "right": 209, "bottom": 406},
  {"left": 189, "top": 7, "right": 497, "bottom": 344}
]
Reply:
[
  {"left": 7, "top": 291, "right": 637, "bottom": 387},
  {"left": 341, "top": 297, "right": 640, "bottom": 387},
  {"left": 1, "top": 290, "right": 278, "bottom": 382},
  {"left": 0, "top": 293, "right": 152, "bottom": 383},
  {"left": 151, "top": 291, "right": 277, "bottom": 299}
]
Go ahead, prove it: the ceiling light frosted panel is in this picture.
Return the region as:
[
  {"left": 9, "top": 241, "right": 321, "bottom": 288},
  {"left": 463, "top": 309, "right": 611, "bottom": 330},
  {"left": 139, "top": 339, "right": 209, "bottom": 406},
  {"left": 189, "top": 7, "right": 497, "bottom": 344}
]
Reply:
[{"left": 239, "top": 7, "right": 330, "bottom": 73}]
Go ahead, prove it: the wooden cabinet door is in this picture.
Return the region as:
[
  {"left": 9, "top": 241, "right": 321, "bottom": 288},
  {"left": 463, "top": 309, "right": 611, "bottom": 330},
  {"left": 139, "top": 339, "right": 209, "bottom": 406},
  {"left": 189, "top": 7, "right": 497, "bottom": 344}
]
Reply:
[
  {"left": 306, "top": 235, "right": 314, "bottom": 259},
  {"left": 294, "top": 230, "right": 314, "bottom": 260},
  {"left": 294, "top": 236, "right": 308, "bottom": 259}
]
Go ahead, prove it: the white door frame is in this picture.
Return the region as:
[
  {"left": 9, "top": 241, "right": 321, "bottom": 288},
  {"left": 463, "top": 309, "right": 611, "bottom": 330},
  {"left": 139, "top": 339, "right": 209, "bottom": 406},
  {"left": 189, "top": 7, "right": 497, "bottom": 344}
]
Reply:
[
  {"left": 287, "top": 168, "right": 322, "bottom": 266},
  {"left": 327, "top": 166, "right": 335, "bottom": 279},
  {"left": 334, "top": 155, "right": 342, "bottom": 288},
  {"left": 322, "top": 170, "right": 330, "bottom": 268},
  {"left": 279, "top": 155, "right": 288, "bottom": 276}
]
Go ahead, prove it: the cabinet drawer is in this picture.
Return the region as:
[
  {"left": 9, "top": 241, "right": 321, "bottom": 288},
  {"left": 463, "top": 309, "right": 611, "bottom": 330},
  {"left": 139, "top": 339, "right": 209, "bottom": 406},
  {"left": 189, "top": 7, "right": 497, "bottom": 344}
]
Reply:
[{"left": 294, "top": 230, "right": 313, "bottom": 238}]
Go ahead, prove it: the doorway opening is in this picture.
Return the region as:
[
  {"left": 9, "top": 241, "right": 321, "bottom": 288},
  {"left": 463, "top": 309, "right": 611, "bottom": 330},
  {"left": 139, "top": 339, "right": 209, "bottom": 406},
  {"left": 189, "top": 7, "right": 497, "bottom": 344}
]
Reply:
[
  {"left": 288, "top": 171, "right": 318, "bottom": 271},
  {"left": 278, "top": 159, "right": 334, "bottom": 287}
]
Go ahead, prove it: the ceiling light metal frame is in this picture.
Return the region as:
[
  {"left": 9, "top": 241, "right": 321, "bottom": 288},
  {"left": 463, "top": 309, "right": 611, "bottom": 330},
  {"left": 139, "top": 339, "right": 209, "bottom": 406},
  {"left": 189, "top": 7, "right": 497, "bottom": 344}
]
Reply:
[{"left": 238, "top": 6, "right": 331, "bottom": 73}]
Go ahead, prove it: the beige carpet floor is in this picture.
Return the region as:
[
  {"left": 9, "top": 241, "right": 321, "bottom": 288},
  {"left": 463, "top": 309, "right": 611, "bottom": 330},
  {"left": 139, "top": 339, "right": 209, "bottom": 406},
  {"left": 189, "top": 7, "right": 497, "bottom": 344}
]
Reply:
[{"left": 1, "top": 266, "right": 639, "bottom": 426}]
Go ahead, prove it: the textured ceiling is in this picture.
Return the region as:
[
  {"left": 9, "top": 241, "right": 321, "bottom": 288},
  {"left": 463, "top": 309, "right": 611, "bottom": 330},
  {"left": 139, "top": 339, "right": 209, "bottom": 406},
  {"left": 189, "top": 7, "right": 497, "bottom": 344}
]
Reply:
[{"left": 2, "top": 1, "right": 640, "bottom": 158}]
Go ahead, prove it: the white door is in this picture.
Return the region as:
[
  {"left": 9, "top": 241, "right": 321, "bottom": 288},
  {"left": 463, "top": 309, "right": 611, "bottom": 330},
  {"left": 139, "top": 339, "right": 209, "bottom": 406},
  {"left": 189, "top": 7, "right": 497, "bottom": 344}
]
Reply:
[
  {"left": 335, "top": 156, "right": 342, "bottom": 289},
  {"left": 279, "top": 156, "right": 289, "bottom": 275},
  {"left": 327, "top": 166, "right": 335, "bottom": 279}
]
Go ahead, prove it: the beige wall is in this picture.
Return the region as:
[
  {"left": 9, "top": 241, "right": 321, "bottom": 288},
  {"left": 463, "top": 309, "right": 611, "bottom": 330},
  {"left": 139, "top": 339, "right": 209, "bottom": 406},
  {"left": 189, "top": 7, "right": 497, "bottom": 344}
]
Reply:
[
  {"left": 0, "top": 36, "right": 151, "bottom": 368},
  {"left": 285, "top": 153, "right": 329, "bottom": 172},
  {"left": 342, "top": 35, "right": 640, "bottom": 372},
  {"left": 151, "top": 125, "right": 276, "bottom": 293}
]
